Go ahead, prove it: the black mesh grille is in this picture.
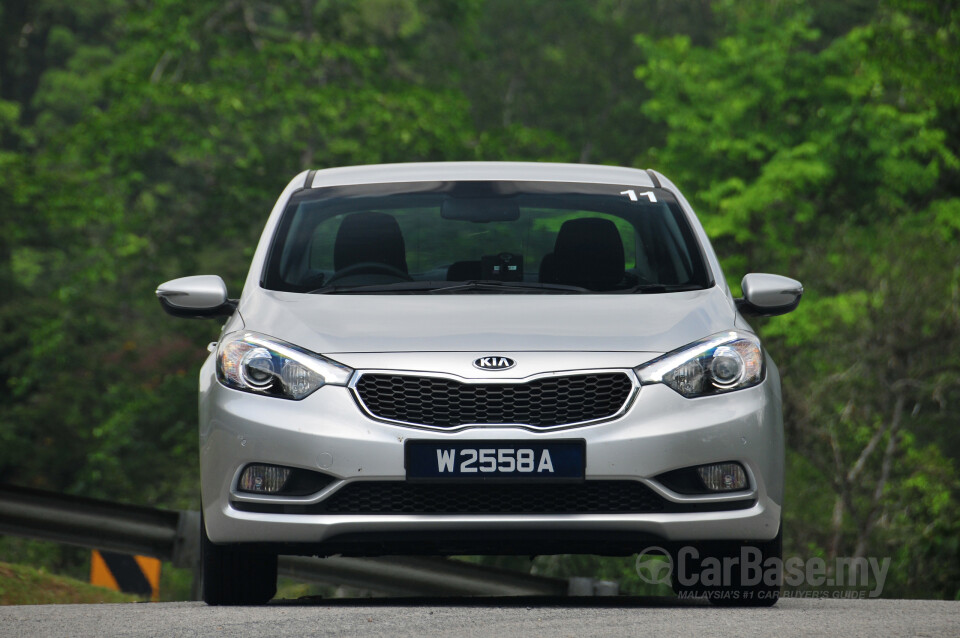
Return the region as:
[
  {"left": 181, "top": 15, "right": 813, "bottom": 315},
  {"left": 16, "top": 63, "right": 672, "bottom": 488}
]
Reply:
[
  {"left": 321, "top": 481, "right": 661, "bottom": 514},
  {"left": 354, "top": 372, "right": 633, "bottom": 428},
  {"left": 230, "top": 481, "right": 754, "bottom": 515}
]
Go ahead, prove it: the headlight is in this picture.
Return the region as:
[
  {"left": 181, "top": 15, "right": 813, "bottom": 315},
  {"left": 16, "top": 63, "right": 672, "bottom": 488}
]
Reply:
[
  {"left": 216, "top": 332, "right": 353, "bottom": 400},
  {"left": 635, "top": 331, "right": 764, "bottom": 398}
]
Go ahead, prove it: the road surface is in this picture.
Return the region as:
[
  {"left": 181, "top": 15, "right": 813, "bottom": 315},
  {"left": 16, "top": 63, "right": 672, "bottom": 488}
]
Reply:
[{"left": 1, "top": 596, "right": 957, "bottom": 637}]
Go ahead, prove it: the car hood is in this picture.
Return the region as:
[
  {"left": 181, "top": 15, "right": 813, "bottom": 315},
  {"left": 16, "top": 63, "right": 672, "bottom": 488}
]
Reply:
[{"left": 236, "top": 286, "right": 738, "bottom": 355}]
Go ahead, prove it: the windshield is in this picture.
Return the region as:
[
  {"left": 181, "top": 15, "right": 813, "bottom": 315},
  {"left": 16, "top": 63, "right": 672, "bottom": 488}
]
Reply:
[{"left": 262, "top": 181, "right": 712, "bottom": 294}]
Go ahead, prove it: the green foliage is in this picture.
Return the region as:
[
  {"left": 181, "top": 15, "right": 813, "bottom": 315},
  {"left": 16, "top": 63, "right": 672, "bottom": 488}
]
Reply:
[
  {"left": 0, "top": 560, "right": 139, "bottom": 605},
  {"left": 635, "top": 0, "right": 956, "bottom": 268}
]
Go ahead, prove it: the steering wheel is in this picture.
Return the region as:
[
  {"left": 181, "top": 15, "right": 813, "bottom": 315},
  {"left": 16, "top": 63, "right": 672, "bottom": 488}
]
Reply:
[{"left": 324, "top": 262, "right": 413, "bottom": 286}]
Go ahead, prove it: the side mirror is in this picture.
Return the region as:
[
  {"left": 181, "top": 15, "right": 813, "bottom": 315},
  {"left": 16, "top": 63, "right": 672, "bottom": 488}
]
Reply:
[
  {"left": 156, "top": 275, "right": 238, "bottom": 319},
  {"left": 736, "top": 273, "right": 803, "bottom": 317}
]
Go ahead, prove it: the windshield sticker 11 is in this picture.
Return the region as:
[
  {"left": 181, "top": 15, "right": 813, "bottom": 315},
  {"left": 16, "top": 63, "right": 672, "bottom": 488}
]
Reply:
[{"left": 620, "top": 189, "right": 657, "bottom": 202}]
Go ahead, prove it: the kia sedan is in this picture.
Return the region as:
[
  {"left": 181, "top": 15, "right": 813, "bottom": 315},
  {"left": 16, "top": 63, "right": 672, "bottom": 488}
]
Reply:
[{"left": 157, "top": 162, "right": 802, "bottom": 605}]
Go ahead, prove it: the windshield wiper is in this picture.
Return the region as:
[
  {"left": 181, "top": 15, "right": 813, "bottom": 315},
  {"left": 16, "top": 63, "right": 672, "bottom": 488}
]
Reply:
[
  {"left": 309, "top": 281, "right": 448, "bottom": 294},
  {"left": 309, "top": 280, "right": 590, "bottom": 294},
  {"left": 427, "top": 280, "right": 590, "bottom": 294},
  {"left": 621, "top": 283, "right": 706, "bottom": 294}
]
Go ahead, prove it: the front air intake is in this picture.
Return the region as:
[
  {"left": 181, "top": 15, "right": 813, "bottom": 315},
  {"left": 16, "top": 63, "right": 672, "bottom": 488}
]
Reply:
[{"left": 353, "top": 372, "right": 634, "bottom": 429}]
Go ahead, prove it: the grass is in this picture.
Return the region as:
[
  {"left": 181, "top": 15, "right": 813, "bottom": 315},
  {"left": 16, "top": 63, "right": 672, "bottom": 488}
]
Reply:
[{"left": 0, "top": 561, "right": 140, "bottom": 605}]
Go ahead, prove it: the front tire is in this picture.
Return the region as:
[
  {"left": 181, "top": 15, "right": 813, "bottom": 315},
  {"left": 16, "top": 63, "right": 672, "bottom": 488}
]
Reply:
[
  {"left": 201, "top": 515, "right": 278, "bottom": 605},
  {"left": 672, "top": 527, "right": 782, "bottom": 607}
]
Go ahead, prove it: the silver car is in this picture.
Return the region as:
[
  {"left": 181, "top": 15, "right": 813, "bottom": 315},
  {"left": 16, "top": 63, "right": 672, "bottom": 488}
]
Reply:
[{"left": 157, "top": 162, "right": 802, "bottom": 606}]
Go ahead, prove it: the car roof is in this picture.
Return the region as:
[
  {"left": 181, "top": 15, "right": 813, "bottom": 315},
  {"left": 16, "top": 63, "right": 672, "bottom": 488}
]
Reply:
[{"left": 308, "top": 162, "right": 657, "bottom": 189}]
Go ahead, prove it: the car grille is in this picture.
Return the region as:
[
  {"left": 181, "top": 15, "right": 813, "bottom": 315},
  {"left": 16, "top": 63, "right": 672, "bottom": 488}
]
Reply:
[
  {"left": 353, "top": 372, "right": 634, "bottom": 428},
  {"left": 320, "top": 480, "right": 662, "bottom": 514},
  {"left": 231, "top": 481, "right": 754, "bottom": 515}
]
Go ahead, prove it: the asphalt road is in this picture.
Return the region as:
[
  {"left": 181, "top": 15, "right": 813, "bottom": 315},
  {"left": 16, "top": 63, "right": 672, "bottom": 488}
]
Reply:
[{"left": 2, "top": 597, "right": 958, "bottom": 637}]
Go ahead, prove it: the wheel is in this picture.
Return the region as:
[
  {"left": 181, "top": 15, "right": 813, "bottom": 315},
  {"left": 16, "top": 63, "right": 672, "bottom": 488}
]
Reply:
[
  {"left": 672, "top": 526, "right": 782, "bottom": 607},
  {"left": 201, "top": 515, "right": 277, "bottom": 605}
]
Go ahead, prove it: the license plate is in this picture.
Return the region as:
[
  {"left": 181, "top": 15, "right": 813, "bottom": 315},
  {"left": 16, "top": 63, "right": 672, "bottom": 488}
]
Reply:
[{"left": 405, "top": 440, "right": 585, "bottom": 481}]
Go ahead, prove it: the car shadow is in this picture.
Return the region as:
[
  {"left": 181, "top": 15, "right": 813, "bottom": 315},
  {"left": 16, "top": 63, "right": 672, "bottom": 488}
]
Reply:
[{"left": 270, "top": 595, "right": 709, "bottom": 608}]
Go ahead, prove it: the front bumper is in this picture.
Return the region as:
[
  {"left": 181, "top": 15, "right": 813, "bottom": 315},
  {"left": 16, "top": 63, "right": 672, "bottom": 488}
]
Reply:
[{"left": 199, "top": 352, "right": 784, "bottom": 552}]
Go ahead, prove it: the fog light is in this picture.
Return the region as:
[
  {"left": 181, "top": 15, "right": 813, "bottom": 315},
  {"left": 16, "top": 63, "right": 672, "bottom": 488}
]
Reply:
[
  {"left": 238, "top": 464, "right": 291, "bottom": 493},
  {"left": 697, "top": 463, "right": 747, "bottom": 491}
]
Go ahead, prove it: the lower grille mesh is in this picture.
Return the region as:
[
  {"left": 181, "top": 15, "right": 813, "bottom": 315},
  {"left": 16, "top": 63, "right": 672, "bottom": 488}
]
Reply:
[{"left": 319, "top": 480, "right": 663, "bottom": 514}]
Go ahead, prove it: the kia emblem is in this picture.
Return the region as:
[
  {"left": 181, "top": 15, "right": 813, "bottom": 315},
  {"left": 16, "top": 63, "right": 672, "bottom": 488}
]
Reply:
[{"left": 473, "top": 356, "right": 516, "bottom": 371}]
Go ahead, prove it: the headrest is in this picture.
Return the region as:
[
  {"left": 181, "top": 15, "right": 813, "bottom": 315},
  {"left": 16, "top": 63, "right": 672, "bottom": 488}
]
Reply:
[
  {"left": 552, "top": 218, "right": 625, "bottom": 290},
  {"left": 333, "top": 212, "right": 408, "bottom": 273}
]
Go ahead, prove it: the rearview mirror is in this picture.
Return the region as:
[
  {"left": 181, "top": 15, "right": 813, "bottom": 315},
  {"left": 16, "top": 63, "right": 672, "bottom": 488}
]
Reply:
[
  {"left": 736, "top": 273, "right": 803, "bottom": 317},
  {"left": 156, "top": 275, "right": 237, "bottom": 319}
]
